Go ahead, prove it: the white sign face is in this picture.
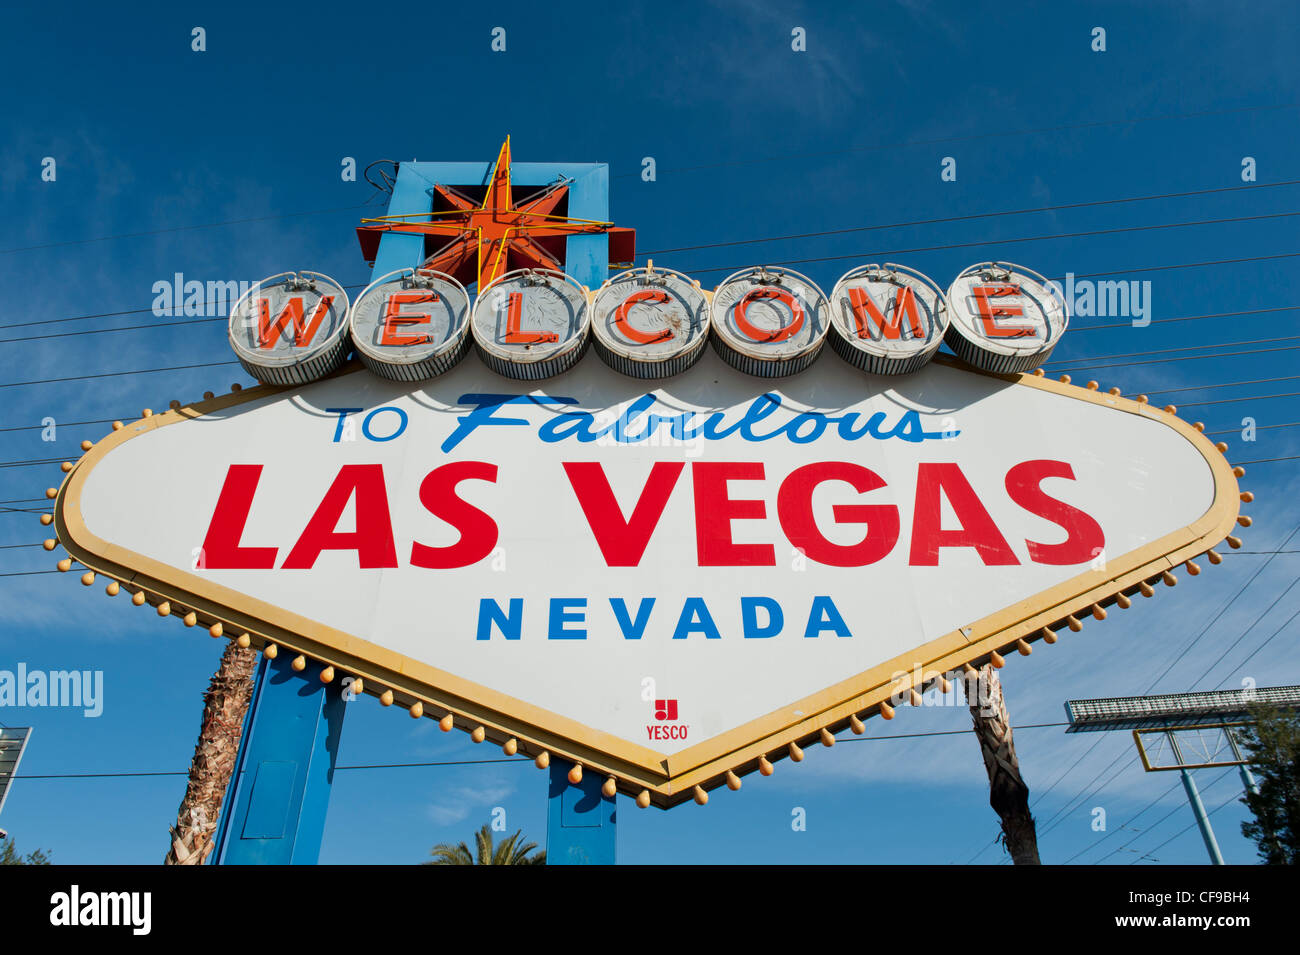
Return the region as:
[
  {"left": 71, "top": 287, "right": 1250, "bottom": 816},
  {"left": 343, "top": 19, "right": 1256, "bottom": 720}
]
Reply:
[{"left": 57, "top": 350, "right": 1239, "bottom": 804}]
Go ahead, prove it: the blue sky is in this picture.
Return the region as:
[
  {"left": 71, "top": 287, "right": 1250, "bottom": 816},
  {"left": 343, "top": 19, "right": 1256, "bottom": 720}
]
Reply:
[{"left": 1, "top": 0, "right": 1298, "bottom": 864}]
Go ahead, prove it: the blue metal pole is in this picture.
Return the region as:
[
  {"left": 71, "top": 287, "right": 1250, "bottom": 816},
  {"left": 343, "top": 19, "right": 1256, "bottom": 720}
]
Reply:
[
  {"left": 539, "top": 163, "right": 612, "bottom": 863},
  {"left": 1180, "top": 768, "right": 1225, "bottom": 865},
  {"left": 1238, "top": 763, "right": 1260, "bottom": 796},
  {"left": 215, "top": 653, "right": 346, "bottom": 864},
  {"left": 212, "top": 162, "right": 433, "bottom": 865},
  {"left": 546, "top": 759, "right": 617, "bottom": 865}
]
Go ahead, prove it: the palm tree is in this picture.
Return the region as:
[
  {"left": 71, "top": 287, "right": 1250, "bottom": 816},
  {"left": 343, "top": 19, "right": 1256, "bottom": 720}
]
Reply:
[
  {"left": 165, "top": 641, "right": 258, "bottom": 865},
  {"left": 967, "top": 663, "right": 1041, "bottom": 864},
  {"left": 426, "top": 823, "right": 546, "bottom": 865}
]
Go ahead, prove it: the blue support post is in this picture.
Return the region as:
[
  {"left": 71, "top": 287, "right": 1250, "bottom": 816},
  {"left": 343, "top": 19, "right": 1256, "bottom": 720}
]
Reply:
[
  {"left": 538, "top": 166, "right": 612, "bottom": 863},
  {"left": 546, "top": 759, "right": 617, "bottom": 865},
  {"left": 214, "top": 654, "right": 346, "bottom": 864},
  {"left": 1180, "top": 768, "right": 1225, "bottom": 865},
  {"left": 212, "top": 161, "right": 433, "bottom": 866}
]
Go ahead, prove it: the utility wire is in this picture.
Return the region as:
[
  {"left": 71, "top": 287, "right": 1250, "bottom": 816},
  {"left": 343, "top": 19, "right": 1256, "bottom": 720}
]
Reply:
[
  {"left": 0, "top": 203, "right": 376, "bottom": 257},
  {"left": 675, "top": 212, "right": 1300, "bottom": 276},
  {"left": 639, "top": 180, "right": 1300, "bottom": 255},
  {"left": 9, "top": 722, "right": 1072, "bottom": 779},
  {"left": 610, "top": 102, "right": 1300, "bottom": 180}
]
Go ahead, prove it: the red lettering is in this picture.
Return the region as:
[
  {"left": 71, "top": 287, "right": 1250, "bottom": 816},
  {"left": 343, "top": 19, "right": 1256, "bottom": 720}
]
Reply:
[
  {"left": 909, "top": 463, "right": 1018, "bottom": 566},
  {"left": 564, "top": 462, "right": 683, "bottom": 566},
  {"left": 410, "top": 462, "right": 500, "bottom": 569},
  {"left": 1005, "top": 460, "right": 1105, "bottom": 565},
  {"left": 201, "top": 465, "right": 278, "bottom": 569},
  {"left": 281, "top": 464, "right": 398, "bottom": 569},
  {"left": 777, "top": 462, "right": 899, "bottom": 567},
  {"left": 693, "top": 462, "right": 775, "bottom": 566}
]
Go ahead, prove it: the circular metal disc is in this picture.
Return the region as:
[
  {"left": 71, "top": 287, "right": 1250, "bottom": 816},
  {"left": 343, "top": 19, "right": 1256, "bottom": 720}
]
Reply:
[
  {"left": 827, "top": 263, "right": 948, "bottom": 374},
  {"left": 471, "top": 269, "right": 589, "bottom": 378},
  {"left": 591, "top": 266, "right": 709, "bottom": 377},
  {"left": 228, "top": 272, "right": 351, "bottom": 385},
  {"left": 710, "top": 267, "right": 829, "bottom": 376},
  {"left": 349, "top": 268, "right": 471, "bottom": 379},
  {"left": 945, "top": 262, "right": 1068, "bottom": 373}
]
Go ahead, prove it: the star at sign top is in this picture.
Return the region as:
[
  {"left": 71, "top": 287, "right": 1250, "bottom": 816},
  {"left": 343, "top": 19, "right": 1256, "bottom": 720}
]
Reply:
[{"left": 356, "top": 137, "right": 636, "bottom": 291}]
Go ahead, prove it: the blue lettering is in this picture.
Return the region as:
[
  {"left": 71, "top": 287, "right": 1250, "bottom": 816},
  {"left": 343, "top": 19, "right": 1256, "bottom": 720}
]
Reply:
[
  {"left": 548, "top": 598, "right": 587, "bottom": 639},
  {"left": 539, "top": 411, "right": 598, "bottom": 443},
  {"left": 610, "top": 597, "right": 656, "bottom": 639},
  {"left": 362, "top": 406, "right": 408, "bottom": 442},
  {"left": 742, "top": 596, "right": 784, "bottom": 638},
  {"left": 804, "top": 596, "right": 852, "bottom": 638},
  {"left": 785, "top": 412, "right": 827, "bottom": 444},
  {"left": 443, "top": 394, "right": 578, "bottom": 453},
  {"left": 672, "top": 597, "right": 721, "bottom": 639},
  {"left": 737, "top": 393, "right": 785, "bottom": 441},
  {"left": 326, "top": 407, "right": 363, "bottom": 442},
  {"left": 476, "top": 598, "right": 523, "bottom": 640}
]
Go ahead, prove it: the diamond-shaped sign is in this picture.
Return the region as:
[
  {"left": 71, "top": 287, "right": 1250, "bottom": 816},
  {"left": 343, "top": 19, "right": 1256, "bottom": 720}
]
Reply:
[{"left": 51, "top": 350, "right": 1241, "bottom": 806}]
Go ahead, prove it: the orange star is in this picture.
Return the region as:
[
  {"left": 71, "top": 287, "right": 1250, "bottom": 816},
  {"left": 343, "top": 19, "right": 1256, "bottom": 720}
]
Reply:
[{"left": 357, "top": 137, "right": 634, "bottom": 289}]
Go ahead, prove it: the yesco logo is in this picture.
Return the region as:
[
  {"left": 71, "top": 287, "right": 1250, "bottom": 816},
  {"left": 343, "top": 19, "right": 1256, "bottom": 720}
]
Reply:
[
  {"left": 648, "top": 699, "right": 688, "bottom": 740},
  {"left": 50, "top": 885, "right": 151, "bottom": 936}
]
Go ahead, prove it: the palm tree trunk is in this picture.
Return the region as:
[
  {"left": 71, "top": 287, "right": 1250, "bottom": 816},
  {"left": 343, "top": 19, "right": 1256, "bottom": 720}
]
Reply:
[
  {"left": 164, "top": 641, "right": 258, "bottom": 865},
  {"left": 967, "top": 664, "right": 1041, "bottom": 865}
]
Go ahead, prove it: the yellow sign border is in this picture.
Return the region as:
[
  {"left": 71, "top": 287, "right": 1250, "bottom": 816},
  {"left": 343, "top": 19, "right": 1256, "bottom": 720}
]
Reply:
[{"left": 51, "top": 356, "right": 1243, "bottom": 807}]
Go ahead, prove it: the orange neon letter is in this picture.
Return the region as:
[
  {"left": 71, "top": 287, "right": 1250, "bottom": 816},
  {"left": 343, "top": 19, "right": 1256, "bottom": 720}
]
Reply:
[
  {"left": 846, "top": 286, "right": 925, "bottom": 340},
  {"left": 257, "top": 295, "right": 335, "bottom": 348},
  {"left": 614, "top": 290, "right": 673, "bottom": 345},
  {"left": 502, "top": 291, "right": 558, "bottom": 344},
  {"left": 972, "top": 284, "right": 1036, "bottom": 338},
  {"left": 734, "top": 288, "right": 804, "bottom": 343},
  {"left": 380, "top": 291, "right": 436, "bottom": 346}
]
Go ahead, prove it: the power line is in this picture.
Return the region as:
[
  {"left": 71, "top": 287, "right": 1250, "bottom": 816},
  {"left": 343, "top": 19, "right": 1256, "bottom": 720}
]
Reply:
[
  {"left": 1051, "top": 341, "right": 1300, "bottom": 373},
  {"left": 1093, "top": 769, "right": 1235, "bottom": 865},
  {"left": 0, "top": 202, "right": 378, "bottom": 257},
  {"left": 1178, "top": 391, "right": 1300, "bottom": 408},
  {"left": 0, "top": 360, "right": 240, "bottom": 391},
  {"left": 1143, "top": 524, "right": 1300, "bottom": 693},
  {"left": 610, "top": 102, "right": 1300, "bottom": 181},
  {"left": 1072, "top": 305, "right": 1298, "bottom": 334},
  {"left": 1143, "top": 377, "right": 1300, "bottom": 398},
  {"left": 674, "top": 211, "right": 1300, "bottom": 276},
  {"left": 1061, "top": 778, "right": 1181, "bottom": 865},
  {"left": 10, "top": 722, "right": 1073, "bottom": 779},
  {"left": 1128, "top": 782, "right": 1240, "bottom": 865},
  {"left": 1209, "top": 603, "right": 1300, "bottom": 689},
  {"left": 1207, "top": 422, "right": 1300, "bottom": 436},
  {"left": 1232, "top": 455, "right": 1300, "bottom": 465},
  {"left": 1052, "top": 334, "right": 1300, "bottom": 369},
  {"left": 639, "top": 180, "right": 1300, "bottom": 255},
  {"left": 0, "top": 421, "right": 120, "bottom": 435}
]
